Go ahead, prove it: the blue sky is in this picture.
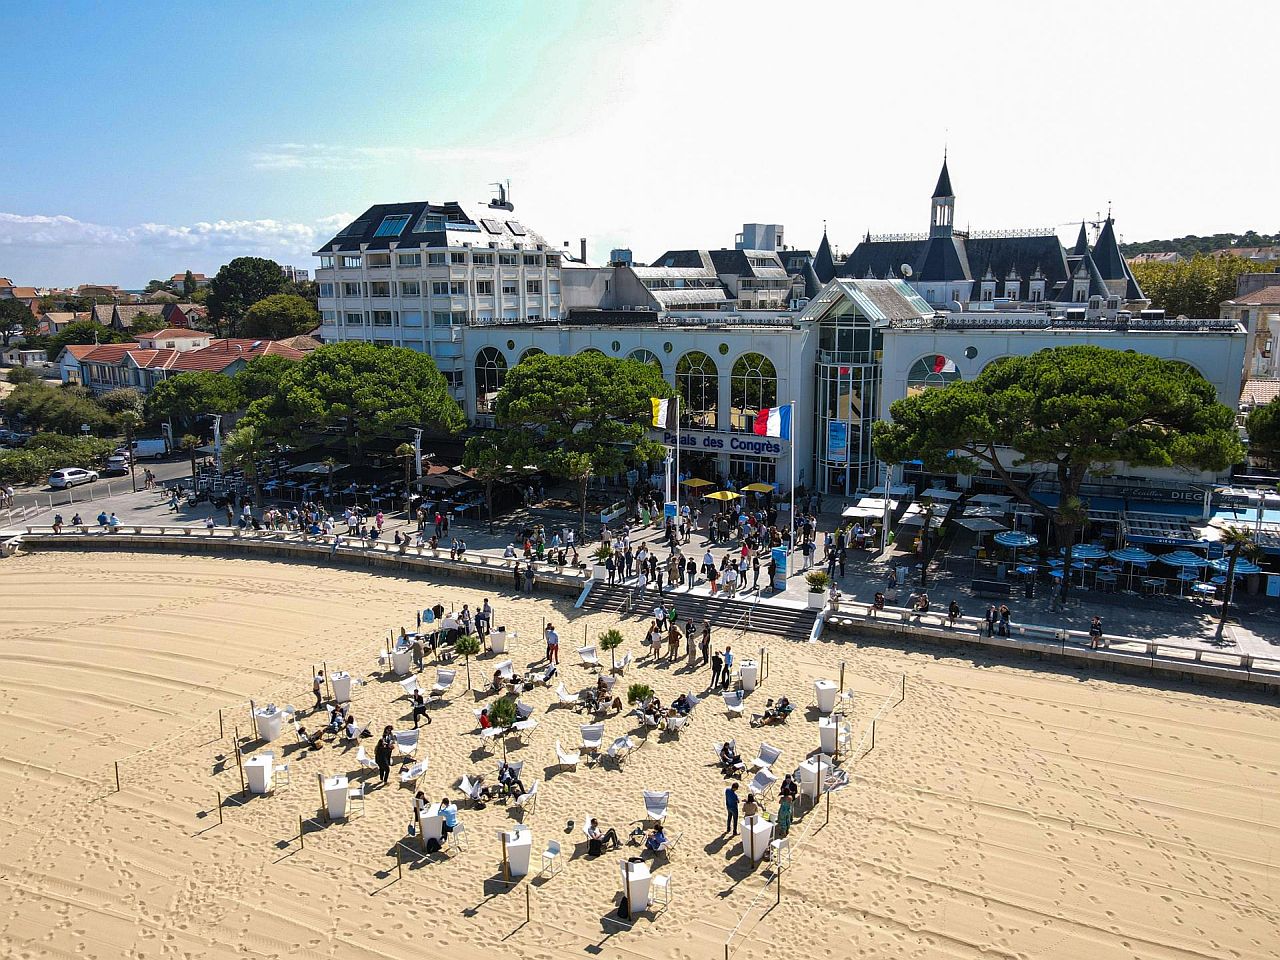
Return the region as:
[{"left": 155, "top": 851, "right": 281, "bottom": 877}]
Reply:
[{"left": 2, "top": 0, "right": 1277, "bottom": 287}]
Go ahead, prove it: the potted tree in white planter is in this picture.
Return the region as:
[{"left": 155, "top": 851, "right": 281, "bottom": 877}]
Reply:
[
  {"left": 591, "top": 543, "right": 612, "bottom": 581},
  {"left": 805, "top": 571, "right": 831, "bottom": 610}
]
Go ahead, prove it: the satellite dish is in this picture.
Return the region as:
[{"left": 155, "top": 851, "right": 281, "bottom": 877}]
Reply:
[{"left": 900, "top": 263, "right": 913, "bottom": 278}]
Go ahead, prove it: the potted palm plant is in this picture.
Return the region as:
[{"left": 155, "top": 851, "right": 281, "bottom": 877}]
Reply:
[
  {"left": 599, "top": 628, "right": 624, "bottom": 672},
  {"left": 591, "top": 543, "right": 612, "bottom": 581},
  {"left": 626, "top": 682, "right": 654, "bottom": 707},
  {"left": 805, "top": 571, "right": 831, "bottom": 609}
]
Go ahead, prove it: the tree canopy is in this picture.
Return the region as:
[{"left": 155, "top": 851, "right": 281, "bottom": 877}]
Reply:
[
  {"left": 1130, "top": 253, "right": 1274, "bottom": 320},
  {"left": 492, "top": 352, "right": 671, "bottom": 530},
  {"left": 0, "top": 299, "right": 39, "bottom": 348},
  {"left": 874, "top": 345, "right": 1243, "bottom": 523},
  {"left": 143, "top": 370, "right": 243, "bottom": 428},
  {"left": 207, "top": 256, "right": 286, "bottom": 337},
  {"left": 128, "top": 312, "right": 167, "bottom": 333},
  {"left": 241, "top": 293, "right": 319, "bottom": 340},
  {"left": 1246, "top": 400, "right": 1280, "bottom": 467},
  {"left": 233, "top": 352, "right": 300, "bottom": 402},
  {"left": 3, "top": 380, "right": 118, "bottom": 436},
  {"left": 243, "top": 342, "right": 464, "bottom": 459},
  {"left": 43, "top": 321, "right": 133, "bottom": 361}
]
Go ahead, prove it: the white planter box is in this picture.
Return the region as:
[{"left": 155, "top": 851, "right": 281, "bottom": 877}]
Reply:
[
  {"left": 592, "top": 564, "right": 608, "bottom": 580},
  {"left": 807, "top": 592, "right": 826, "bottom": 610}
]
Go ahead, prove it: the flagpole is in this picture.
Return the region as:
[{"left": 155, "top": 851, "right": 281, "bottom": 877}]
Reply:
[{"left": 788, "top": 399, "right": 796, "bottom": 577}]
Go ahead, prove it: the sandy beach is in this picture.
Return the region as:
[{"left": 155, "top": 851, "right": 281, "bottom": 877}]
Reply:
[{"left": 0, "top": 550, "right": 1275, "bottom": 959}]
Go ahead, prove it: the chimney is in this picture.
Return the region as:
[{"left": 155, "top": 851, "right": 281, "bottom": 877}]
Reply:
[{"left": 579, "top": 238, "right": 587, "bottom": 264}]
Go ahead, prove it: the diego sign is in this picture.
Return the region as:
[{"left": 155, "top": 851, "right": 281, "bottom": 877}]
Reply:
[{"left": 655, "top": 429, "right": 785, "bottom": 458}]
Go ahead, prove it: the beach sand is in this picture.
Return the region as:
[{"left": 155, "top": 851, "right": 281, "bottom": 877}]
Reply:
[{"left": 0, "top": 550, "right": 1275, "bottom": 959}]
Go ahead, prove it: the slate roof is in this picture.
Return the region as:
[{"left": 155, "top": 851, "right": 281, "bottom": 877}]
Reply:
[
  {"left": 813, "top": 231, "right": 836, "bottom": 284},
  {"left": 315, "top": 201, "right": 548, "bottom": 253},
  {"left": 1071, "top": 222, "right": 1089, "bottom": 256}
]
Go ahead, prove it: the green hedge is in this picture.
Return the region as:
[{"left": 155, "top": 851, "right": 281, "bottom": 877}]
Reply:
[{"left": 0, "top": 436, "right": 118, "bottom": 485}]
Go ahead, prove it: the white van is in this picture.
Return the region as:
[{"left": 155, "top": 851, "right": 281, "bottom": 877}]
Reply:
[{"left": 120, "top": 438, "right": 170, "bottom": 460}]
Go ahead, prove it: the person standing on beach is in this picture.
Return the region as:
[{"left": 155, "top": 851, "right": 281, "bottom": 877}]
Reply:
[
  {"left": 701, "top": 622, "right": 711, "bottom": 665},
  {"left": 513, "top": 561, "right": 522, "bottom": 590},
  {"left": 710, "top": 649, "right": 724, "bottom": 688},
  {"left": 985, "top": 604, "right": 997, "bottom": 637},
  {"left": 722, "top": 646, "right": 734, "bottom": 689},
  {"left": 374, "top": 726, "right": 394, "bottom": 786},
  {"left": 313, "top": 671, "right": 325, "bottom": 708},
  {"left": 545, "top": 623, "right": 560, "bottom": 664},
  {"left": 725, "top": 782, "right": 740, "bottom": 835}
]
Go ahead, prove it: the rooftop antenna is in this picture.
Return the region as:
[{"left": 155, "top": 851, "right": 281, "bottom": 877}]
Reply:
[{"left": 488, "top": 181, "right": 513, "bottom": 212}]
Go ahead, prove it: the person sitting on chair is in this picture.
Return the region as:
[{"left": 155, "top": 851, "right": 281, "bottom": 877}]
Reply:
[
  {"left": 296, "top": 725, "right": 324, "bottom": 750},
  {"left": 328, "top": 705, "right": 347, "bottom": 735},
  {"left": 587, "top": 817, "right": 621, "bottom": 855},
  {"left": 671, "top": 693, "right": 691, "bottom": 715},
  {"left": 645, "top": 824, "right": 669, "bottom": 854},
  {"left": 497, "top": 761, "right": 526, "bottom": 798},
  {"left": 344, "top": 715, "right": 360, "bottom": 740},
  {"left": 774, "top": 695, "right": 793, "bottom": 717},
  {"left": 719, "top": 741, "right": 743, "bottom": 772}
]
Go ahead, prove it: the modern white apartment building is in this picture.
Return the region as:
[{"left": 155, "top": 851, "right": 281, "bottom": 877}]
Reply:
[{"left": 313, "top": 200, "right": 563, "bottom": 396}]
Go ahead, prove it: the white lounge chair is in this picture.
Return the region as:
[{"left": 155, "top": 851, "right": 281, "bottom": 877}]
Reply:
[
  {"left": 394, "top": 729, "right": 419, "bottom": 759},
  {"left": 541, "top": 838, "right": 562, "bottom": 875},
  {"left": 606, "top": 735, "right": 638, "bottom": 765},
  {"left": 430, "top": 669, "right": 456, "bottom": 698},
  {"left": 580, "top": 723, "right": 605, "bottom": 758},
  {"left": 723, "top": 691, "right": 745, "bottom": 717},
  {"left": 749, "top": 742, "right": 783, "bottom": 772},
  {"left": 511, "top": 717, "right": 539, "bottom": 742},
  {"left": 642, "top": 790, "right": 669, "bottom": 822},
  {"left": 347, "top": 781, "right": 366, "bottom": 818},
  {"left": 746, "top": 768, "right": 778, "bottom": 799},
  {"left": 515, "top": 701, "right": 535, "bottom": 722},
  {"left": 399, "top": 759, "right": 428, "bottom": 786},
  {"left": 577, "top": 646, "right": 601, "bottom": 670},
  {"left": 494, "top": 659, "right": 515, "bottom": 683},
  {"left": 398, "top": 676, "right": 423, "bottom": 699},
  {"left": 611, "top": 650, "right": 633, "bottom": 675},
  {"left": 513, "top": 780, "right": 540, "bottom": 815},
  {"left": 555, "top": 682, "right": 582, "bottom": 709},
  {"left": 445, "top": 821, "right": 468, "bottom": 853},
  {"left": 664, "top": 715, "right": 689, "bottom": 737},
  {"left": 554, "top": 740, "right": 580, "bottom": 772},
  {"left": 355, "top": 745, "right": 379, "bottom": 774},
  {"left": 458, "top": 775, "right": 486, "bottom": 806}
]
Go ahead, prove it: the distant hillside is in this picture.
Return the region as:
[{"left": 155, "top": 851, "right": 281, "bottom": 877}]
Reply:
[{"left": 1121, "top": 231, "right": 1280, "bottom": 257}]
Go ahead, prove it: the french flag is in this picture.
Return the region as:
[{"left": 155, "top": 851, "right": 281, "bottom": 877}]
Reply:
[{"left": 753, "top": 405, "right": 792, "bottom": 440}]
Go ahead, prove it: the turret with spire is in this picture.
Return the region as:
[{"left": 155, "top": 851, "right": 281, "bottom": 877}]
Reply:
[
  {"left": 813, "top": 225, "right": 836, "bottom": 284},
  {"left": 930, "top": 153, "right": 955, "bottom": 238}
]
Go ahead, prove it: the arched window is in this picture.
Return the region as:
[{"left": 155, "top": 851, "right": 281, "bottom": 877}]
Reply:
[
  {"left": 906, "top": 354, "right": 961, "bottom": 396},
  {"left": 627, "top": 348, "right": 662, "bottom": 374},
  {"left": 474, "top": 347, "right": 507, "bottom": 412},
  {"left": 518, "top": 347, "right": 544, "bottom": 364},
  {"left": 579, "top": 347, "right": 605, "bottom": 356},
  {"left": 730, "top": 352, "right": 777, "bottom": 431},
  {"left": 676, "top": 351, "right": 718, "bottom": 428}
]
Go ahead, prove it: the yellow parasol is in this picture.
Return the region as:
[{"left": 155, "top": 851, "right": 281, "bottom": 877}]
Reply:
[
  {"left": 742, "top": 482, "right": 774, "bottom": 493},
  {"left": 704, "top": 490, "right": 742, "bottom": 501},
  {"left": 681, "top": 477, "right": 714, "bottom": 488}
]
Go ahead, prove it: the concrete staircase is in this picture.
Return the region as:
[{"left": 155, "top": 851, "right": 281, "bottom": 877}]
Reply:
[{"left": 578, "top": 583, "right": 816, "bottom": 641}]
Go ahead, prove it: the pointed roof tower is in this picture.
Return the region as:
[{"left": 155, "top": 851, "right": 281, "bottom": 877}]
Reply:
[
  {"left": 1072, "top": 221, "right": 1089, "bottom": 256},
  {"left": 813, "top": 227, "right": 836, "bottom": 284},
  {"left": 932, "top": 156, "right": 953, "bottom": 199},
  {"left": 1090, "top": 217, "right": 1126, "bottom": 279}
]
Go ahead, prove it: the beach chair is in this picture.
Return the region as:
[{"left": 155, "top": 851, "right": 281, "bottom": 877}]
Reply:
[
  {"left": 664, "top": 715, "right": 689, "bottom": 737},
  {"left": 541, "top": 838, "right": 562, "bottom": 876},
  {"left": 580, "top": 723, "right": 605, "bottom": 760},
  {"left": 494, "top": 660, "right": 515, "bottom": 683},
  {"left": 684, "top": 692, "right": 701, "bottom": 713},
  {"left": 577, "top": 646, "right": 601, "bottom": 670},
  {"left": 399, "top": 759, "right": 428, "bottom": 787},
  {"left": 769, "top": 838, "right": 792, "bottom": 870},
  {"left": 394, "top": 729, "right": 419, "bottom": 759},
  {"left": 651, "top": 873, "right": 673, "bottom": 907},
  {"left": 606, "top": 735, "right": 638, "bottom": 766},
  {"left": 555, "top": 682, "right": 582, "bottom": 709},
  {"left": 600, "top": 675, "right": 617, "bottom": 694},
  {"left": 723, "top": 691, "right": 745, "bottom": 718},
  {"left": 513, "top": 780, "right": 540, "bottom": 815},
  {"left": 650, "top": 831, "right": 680, "bottom": 860},
  {"left": 355, "top": 745, "right": 379, "bottom": 775},
  {"left": 343, "top": 721, "right": 370, "bottom": 745},
  {"left": 497, "top": 760, "right": 525, "bottom": 792},
  {"left": 642, "top": 790, "right": 669, "bottom": 822},
  {"left": 515, "top": 701, "right": 535, "bottom": 722},
  {"left": 430, "top": 669, "right": 456, "bottom": 698},
  {"left": 511, "top": 717, "right": 539, "bottom": 743},
  {"left": 445, "top": 822, "right": 468, "bottom": 853},
  {"left": 555, "top": 741, "right": 580, "bottom": 772},
  {"left": 749, "top": 742, "right": 782, "bottom": 772},
  {"left": 347, "top": 781, "right": 366, "bottom": 818},
  {"left": 458, "top": 775, "right": 486, "bottom": 807},
  {"left": 399, "top": 677, "right": 423, "bottom": 700},
  {"left": 746, "top": 768, "right": 778, "bottom": 800},
  {"left": 611, "top": 650, "right": 633, "bottom": 675}
]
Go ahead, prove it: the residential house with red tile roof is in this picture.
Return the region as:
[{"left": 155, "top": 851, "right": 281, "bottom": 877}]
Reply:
[{"left": 56, "top": 336, "right": 305, "bottom": 394}]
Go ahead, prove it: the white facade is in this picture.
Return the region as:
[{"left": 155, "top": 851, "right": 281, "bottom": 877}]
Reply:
[{"left": 460, "top": 320, "right": 816, "bottom": 489}]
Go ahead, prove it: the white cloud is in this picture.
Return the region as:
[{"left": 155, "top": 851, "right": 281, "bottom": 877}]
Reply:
[
  {"left": 250, "top": 143, "right": 512, "bottom": 171},
  {"left": 0, "top": 210, "right": 346, "bottom": 253}
]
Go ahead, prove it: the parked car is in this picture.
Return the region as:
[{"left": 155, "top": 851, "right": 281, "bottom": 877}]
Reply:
[
  {"left": 104, "top": 454, "right": 131, "bottom": 475},
  {"left": 48, "top": 467, "right": 99, "bottom": 489},
  {"left": 0, "top": 429, "right": 31, "bottom": 447},
  {"left": 120, "top": 438, "right": 169, "bottom": 460}
]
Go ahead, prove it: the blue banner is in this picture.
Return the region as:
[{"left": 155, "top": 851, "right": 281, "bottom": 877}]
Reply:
[
  {"left": 771, "top": 546, "right": 788, "bottom": 590},
  {"left": 826, "top": 421, "right": 849, "bottom": 463}
]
